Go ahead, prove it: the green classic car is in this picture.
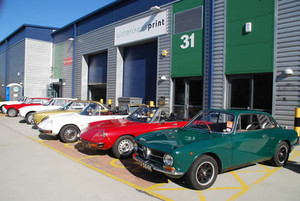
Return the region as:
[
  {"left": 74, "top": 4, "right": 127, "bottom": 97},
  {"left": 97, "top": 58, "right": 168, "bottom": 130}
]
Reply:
[{"left": 133, "top": 109, "right": 298, "bottom": 190}]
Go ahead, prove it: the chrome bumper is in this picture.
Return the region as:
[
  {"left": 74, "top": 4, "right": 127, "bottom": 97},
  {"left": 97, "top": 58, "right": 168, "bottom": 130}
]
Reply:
[
  {"left": 37, "top": 128, "right": 55, "bottom": 136},
  {"left": 133, "top": 154, "right": 184, "bottom": 176}
]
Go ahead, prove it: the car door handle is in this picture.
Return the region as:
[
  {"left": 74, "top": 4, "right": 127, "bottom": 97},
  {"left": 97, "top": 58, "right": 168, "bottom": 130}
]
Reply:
[
  {"left": 172, "top": 123, "right": 177, "bottom": 126},
  {"left": 262, "top": 134, "right": 267, "bottom": 138}
]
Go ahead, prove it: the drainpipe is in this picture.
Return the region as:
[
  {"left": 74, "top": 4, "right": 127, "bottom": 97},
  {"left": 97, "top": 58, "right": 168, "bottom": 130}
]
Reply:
[
  {"left": 208, "top": 0, "right": 214, "bottom": 109},
  {"left": 5, "top": 39, "right": 8, "bottom": 88},
  {"left": 72, "top": 23, "right": 77, "bottom": 98}
]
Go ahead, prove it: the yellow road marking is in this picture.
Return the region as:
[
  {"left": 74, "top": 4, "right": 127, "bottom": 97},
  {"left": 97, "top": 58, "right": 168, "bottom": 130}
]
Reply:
[
  {"left": 27, "top": 136, "right": 172, "bottom": 201},
  {"left": 110, "top": 159, "right": 125, "bottom": 169},
  {"left": 198, "top": 190, "right": 207, "bottom": 201},
  {"left": 77, "top": 155, "right": 99, "bottom": 160},
  {"left": 28, "top": 136, "right": 45, "bottom": 143},
  {"left": 27, "top": 135, "right": 300, "bottom": 201}
]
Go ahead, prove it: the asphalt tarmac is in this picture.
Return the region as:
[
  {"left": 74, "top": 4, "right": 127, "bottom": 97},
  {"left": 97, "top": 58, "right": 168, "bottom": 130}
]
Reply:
[
  {"left": 1, "top": 115, "right": 300, "bottom": 201},
  {"left": 0, "top": 115, "right": 160, "bottom": 201}
]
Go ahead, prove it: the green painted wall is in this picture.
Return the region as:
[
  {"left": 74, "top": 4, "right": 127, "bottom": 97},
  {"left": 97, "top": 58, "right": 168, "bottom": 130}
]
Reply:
[
  {"left": 226, "top": 0, "right": 274, "bottom": 74},
  {"left": 53, "top": 44, "right": 63, "bottom": 79},
  {"left": 171, "top": 0, "right": 204, "bottom": 77}
]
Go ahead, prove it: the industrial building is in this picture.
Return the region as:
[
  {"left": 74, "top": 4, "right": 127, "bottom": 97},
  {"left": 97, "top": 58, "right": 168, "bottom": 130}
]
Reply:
[{"left": 0, "top": 0, "right": 299, "bottom": 128}]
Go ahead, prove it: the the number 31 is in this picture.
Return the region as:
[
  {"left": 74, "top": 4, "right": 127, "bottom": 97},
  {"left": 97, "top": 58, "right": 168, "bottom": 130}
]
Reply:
[{"left": 180, "top": 33, "right": 195, "bottom": 49}]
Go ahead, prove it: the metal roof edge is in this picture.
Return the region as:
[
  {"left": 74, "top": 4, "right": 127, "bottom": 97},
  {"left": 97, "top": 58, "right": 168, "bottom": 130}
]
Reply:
[{"left": 0, "top": 24, "right": 58, "bottom": 45}]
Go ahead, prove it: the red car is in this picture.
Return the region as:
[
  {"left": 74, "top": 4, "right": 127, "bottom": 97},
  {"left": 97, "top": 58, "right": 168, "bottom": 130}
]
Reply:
[
  {"left": 80, "top": 106, "right": 188, "bottom": 158},
  {"left": 3, "top": 97, "right": 50, "bottom": 117}
]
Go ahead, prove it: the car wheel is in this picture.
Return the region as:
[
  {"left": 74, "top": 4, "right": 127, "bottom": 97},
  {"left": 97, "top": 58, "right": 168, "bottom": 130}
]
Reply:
[
  {"left": 271, "top": 141, "right": 289, "bottom": 167},
  {"left": 112, "top": 135, "right": 134, "bottom": 159},
  {"left": 59, "top": 125, "right": 80, "bottom": 143},
  {"left": 185, "top": 155, "right": 218, "bottom": 190},
  {"left": 7, "top": 108, "right": 18, "bottom": 117},
  {"left": 25, "top": 112, "right": 35, "bottom": 124}
]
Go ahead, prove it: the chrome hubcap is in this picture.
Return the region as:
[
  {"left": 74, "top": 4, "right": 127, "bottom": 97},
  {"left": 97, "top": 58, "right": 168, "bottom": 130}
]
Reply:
[
  {"left": 118, "top": 139, "right": 133, "bottom": 155},
  {"left": 65, "top": 128, "right": 77, "bottom": 140}
]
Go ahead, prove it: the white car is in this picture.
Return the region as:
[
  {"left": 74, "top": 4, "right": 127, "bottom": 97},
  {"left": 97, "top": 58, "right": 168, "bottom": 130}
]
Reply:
[
  {"left": 37, "top": 102, "right": 128, "bottom": 143},
  {"left": 19, "top": 98, "right": 75, "bottom": 124},
  {"left": 0, "top": 97, "right": 28, "bottom": 113}
]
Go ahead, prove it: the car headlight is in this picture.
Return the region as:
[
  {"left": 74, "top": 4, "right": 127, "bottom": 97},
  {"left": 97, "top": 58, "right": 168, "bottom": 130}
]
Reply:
[
  {"left": 91, "top": 130, "right": 106, "bottom": 141},
  {"left": 133, "top": 141, "right": 138, "bottom": 152},
  {"left": 163, "top": 154, "right": 173, "bottom": 166}
]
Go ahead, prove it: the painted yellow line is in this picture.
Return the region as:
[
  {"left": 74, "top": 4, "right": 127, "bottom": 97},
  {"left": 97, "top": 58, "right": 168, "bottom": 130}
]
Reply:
[
  {"left": 77, "top": 155, "right": 99, "bottom": 160},
  {"left": 251, "top": 167, "right": 280, "bottom": 186},
  {"left": 145, "top": 180, "right": 171, "bottom": 190},
  {"left": 289, "top": 150, "right": 300, "bottom": 160},
  {"left": 198, "top": 190, "right": 207, "bottom": 201},
  {"left": 27, "top": 136, "right": 172, "bottom": 201},
  {"left": 110, "top": 159, "right": 125, "bottom": 169},
  {"left": 28, "top": 136, "right": 45, "bottom": 143}
]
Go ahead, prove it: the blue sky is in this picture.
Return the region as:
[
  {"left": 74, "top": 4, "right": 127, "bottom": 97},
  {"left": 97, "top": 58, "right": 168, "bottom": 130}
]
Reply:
[{"left": 0, "top": 0, "right": 115, "bottom": 41}]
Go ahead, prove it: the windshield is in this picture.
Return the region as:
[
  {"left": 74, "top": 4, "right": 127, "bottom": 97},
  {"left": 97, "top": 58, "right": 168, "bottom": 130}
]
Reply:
[
  {"left": 60, "top": 101, "right": 73, "bottom": 110},
  {"left": 80, "top": 103, "right": 103, "bottom": 116},
  {"left": 186, "top": 110, "right": 235, "bottom": 133},
  {"left": 44, "top": 99, "right": 54, "bottom": 106},
  {"left": 126, "top": 106, "right": 159, "bottom": 123}
]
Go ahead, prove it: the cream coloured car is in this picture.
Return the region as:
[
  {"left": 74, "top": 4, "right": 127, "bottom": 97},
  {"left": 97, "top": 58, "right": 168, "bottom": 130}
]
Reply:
[{"left": 37, "top": 102, "right": 127, "bottom": 143}]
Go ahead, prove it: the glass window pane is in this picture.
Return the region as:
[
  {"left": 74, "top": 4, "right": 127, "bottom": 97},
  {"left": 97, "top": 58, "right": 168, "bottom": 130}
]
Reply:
[
  {"left": 230, "top": 78, "right": 250, "bottom": 109},
  {"left": 253, "top": 74, "right": 272, "bottom": 113},
  {"left": 174, "top": 78, "right": 185, "bottom": 105}
]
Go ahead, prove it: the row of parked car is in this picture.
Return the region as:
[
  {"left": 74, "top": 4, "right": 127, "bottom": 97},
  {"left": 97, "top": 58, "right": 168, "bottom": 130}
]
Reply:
[{"left": 0, "top": 97, "right": 298, "bottom": 190}]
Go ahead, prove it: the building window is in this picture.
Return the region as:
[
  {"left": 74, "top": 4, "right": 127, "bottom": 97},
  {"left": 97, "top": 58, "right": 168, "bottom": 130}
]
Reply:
[
  {"left": 174, "top": 6, "right": 203, "bottom": 34},
  {"left": 173, "top": 78, "right": 203, "bottom": 119},
  {"left": 228, "top": 73, "right": 273, "bottom": 113}
]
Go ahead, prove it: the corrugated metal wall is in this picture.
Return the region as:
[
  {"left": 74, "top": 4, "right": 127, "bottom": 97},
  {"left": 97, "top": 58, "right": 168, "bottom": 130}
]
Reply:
[
  {"left": 24, "top": 39, "right": 52, "bottom": 97},
  {"left": 62, "top": 41, "right": 73, "bottom": 98},
  {"left": 75, "top": 5, "right": 172, "bottom": 111},
  {"left": 157, "top": 8, "right": 172, "bottom": 112},
  {"left": 273, "top": 0, "right": 300, "bottom": 128},
  {"left": 0, "top": 51, "right": 6, "bottom": 98},
  {"left": 7, "top": 41, "right": 25, "bottom": 86},
  {"left": 211, "top": 0, "right": 226, "bottom": 109}
]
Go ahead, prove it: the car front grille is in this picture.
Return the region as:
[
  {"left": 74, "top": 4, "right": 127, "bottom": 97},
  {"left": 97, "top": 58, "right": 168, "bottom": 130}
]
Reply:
[{"left": 136, "top": 142, "right": 165, "bottom": 165}]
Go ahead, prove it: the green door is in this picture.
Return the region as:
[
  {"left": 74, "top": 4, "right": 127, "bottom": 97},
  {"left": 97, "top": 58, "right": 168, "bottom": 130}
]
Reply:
[{"left": 232, "top": 114, "right": 270, "bottom": 166}]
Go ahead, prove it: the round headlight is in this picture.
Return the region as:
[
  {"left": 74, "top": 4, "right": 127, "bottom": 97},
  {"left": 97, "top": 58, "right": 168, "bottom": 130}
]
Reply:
[
  {"left": 163, "top": 154, "right": 173, "bottom": 166},
  {"left": 133, "top": 142, "right": 138, "bottom": 152},
  {"left": 143, "top": 146, "right": 151, "bottom": 159}
]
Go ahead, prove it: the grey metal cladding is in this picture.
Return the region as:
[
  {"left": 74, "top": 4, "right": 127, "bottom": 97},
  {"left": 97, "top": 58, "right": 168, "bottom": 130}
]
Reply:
[
  {"left": 212, "top": 0, "right": 226, "bottom": 109},
  {"left": 0, "top": 52, "right": 5, "bottom": 98},
  {"left": 75, "top": 6, "right": 172, "bottom": 108},
  {"left": 75, "top": 24, "right": 114, "bottom": 102},
  {"left": 274, "top": 0, "right": 300, "bottom": 128},
  {"left": 24, "top": 39, "right": 52, "bottom": 97},
  {"left": 62, "top": 40, "right": 73, "bottom": 98},
  {"left": 157, "top": 6, "right": 172, "bottom": 113},
  {"left": 7, "top": 40, "right": 25, "bottom": 85}
]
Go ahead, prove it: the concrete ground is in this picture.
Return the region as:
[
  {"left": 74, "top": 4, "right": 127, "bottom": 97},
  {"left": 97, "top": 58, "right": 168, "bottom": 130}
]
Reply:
[{"left": 0, "top": 114, "right": 300, "bottom": 201}]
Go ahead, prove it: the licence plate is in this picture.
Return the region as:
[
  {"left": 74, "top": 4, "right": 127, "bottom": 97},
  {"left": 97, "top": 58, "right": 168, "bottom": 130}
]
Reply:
[{"left": 136, "top": 160, "right": 152, "bottom": 172}]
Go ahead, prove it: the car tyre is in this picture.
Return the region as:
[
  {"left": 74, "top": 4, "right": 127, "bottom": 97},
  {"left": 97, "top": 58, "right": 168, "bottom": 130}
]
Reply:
[
  {"left": 25, "top": 112, "right": 35, "bottom": 124},
  {"left": 7, "top": 108, "right": 18, "bottom": 117},
  {"left": 112, "top": 135, "right": 134, "bottom": 159},
  {"left": 270, "top": 141, "right": 289, "bottom": 167},
  {"left": 59, "top": 125, "right": 80, "bottom": 143},
  {"left": 185, "top": 155, "right": 218, "bottom": 190}
]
